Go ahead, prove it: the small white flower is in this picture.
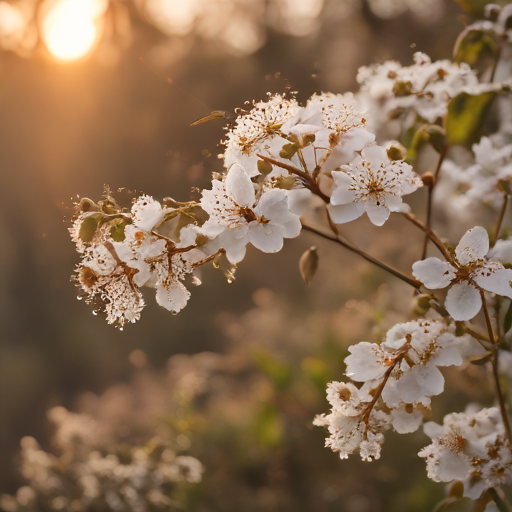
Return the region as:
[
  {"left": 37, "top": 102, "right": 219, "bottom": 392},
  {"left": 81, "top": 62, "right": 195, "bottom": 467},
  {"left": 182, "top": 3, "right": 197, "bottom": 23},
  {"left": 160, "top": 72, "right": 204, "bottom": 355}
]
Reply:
[
  {"left": 200, "top": 163, "right": 302, "bottom": 264},
  {"left": 223, "top": 94, "right": 299, "bottom": 177},
  {"left": 413, "top": 227, "right": 512, "bottom": 321},
  {"left": 131, "top": 195, "right": 167, "bottom": 233},
  {"left": 419, "top": 407, "right": 512, "bottom": 499},
  {"left": 328, "top": 144, "right": 422, "bottom": 226}
]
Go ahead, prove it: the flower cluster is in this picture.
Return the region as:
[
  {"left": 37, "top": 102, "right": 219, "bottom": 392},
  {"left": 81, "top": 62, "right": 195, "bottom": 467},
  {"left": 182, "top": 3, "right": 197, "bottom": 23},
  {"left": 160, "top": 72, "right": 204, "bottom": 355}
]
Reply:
[
  {"left": 315, "top": 320, "right": 467, "bottom": 461},
  {"left": 440, "top": 136, "right": 512, "bottom": 209},
  {"left": 419, "top": 407, "right": 512, "bottom": 499},
  {"left": 357, "top": 51, "right": 497, "bottom": 130},
  {"left": 71, "top": 90, "right": 424, "bottom": 325}
]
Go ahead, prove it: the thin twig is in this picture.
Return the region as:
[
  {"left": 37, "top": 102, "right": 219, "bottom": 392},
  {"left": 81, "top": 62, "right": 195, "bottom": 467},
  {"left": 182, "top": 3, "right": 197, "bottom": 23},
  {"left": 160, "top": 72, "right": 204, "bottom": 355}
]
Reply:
[
  {"left": 402, "top": 212, "right": 453, "bottom": 262},
  {"left": 301, "top": 223, "right": 422, "bottom": 290},
  {"left": 481, "top": 290, "right": 512, "bottom": 446},
  {"left": 492, "top": 194, "right": 509, "bottom": 248},
  {"left": 422, "top": 145, "right": 449, "bottom": 259}
]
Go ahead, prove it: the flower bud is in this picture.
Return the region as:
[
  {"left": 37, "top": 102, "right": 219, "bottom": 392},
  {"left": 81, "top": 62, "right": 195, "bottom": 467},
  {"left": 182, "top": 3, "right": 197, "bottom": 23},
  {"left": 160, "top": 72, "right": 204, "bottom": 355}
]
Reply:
[
  {"left": 299, "top": 246, "right": 319, "bottom": 287},
  {"left": 421, "top": 172, "right": 435, "bottom": 190}
]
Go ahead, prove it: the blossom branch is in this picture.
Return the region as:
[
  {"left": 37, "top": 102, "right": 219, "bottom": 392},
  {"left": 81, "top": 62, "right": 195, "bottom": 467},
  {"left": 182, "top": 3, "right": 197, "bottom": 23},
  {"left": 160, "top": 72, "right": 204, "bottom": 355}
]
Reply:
[
  {"left": 301, "top": 222, "right": 422, "bottom": 290},
  {"left": 362, "top": 338, "right": 411, "bottom": 433}
]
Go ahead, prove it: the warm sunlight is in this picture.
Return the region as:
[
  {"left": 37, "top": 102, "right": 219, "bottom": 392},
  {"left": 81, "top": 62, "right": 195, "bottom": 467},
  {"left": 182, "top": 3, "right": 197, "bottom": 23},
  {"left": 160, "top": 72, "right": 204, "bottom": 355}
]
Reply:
[{"left": 41, "top": 0, "right": 104, "bottom": 62}]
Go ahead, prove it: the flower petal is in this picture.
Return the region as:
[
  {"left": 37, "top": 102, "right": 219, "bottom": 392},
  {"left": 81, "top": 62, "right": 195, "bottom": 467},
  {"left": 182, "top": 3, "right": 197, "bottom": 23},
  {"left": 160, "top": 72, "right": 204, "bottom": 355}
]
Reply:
[
  {"left": 365, "top": 202, "right": 390, "bottom": 226},
  {"left": 412, "top": 258, "right": 456, "bottom": 289},
  {"left": 327, "top": 202, "right": 364, "bottom": 224},
  {"left": 225, "top": 163, "right": 256, "bottom": 207},
  {"left": 248, "top": 223, "right": 284, "bottom": 253},
  {"left": 287, "top": 188, "right": 312, "bottom": 216},
  {"left": 445, "top": 282, "right": 482, "bottom": 321},
  {"left": 474, "top": 266, "right": 512, "bottom": 298},
  {"left": 330, "top": 171, "right": 358, "bottom": 205},
  {"left": 455, "top": 226, "right": 489, "bottom": 265},
  {"left": 156, "top": 281, "right": 191, "bottom": 313}
]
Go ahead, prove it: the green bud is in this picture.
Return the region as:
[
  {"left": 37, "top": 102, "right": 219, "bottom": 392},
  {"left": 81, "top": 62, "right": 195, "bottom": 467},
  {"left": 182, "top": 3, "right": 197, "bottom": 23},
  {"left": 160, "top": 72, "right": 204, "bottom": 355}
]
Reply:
[
  {"left": 279, "top": 143, "right": 299, "bottom": 160},
  {"left": 424, "top": 125, "right": 447, "bottom": 153},
  {"left": 257, "top": 160, "right": 273, "bottom": 175},
  {"left": 275, "top": 176, "right": 297, "bottom": 190}
]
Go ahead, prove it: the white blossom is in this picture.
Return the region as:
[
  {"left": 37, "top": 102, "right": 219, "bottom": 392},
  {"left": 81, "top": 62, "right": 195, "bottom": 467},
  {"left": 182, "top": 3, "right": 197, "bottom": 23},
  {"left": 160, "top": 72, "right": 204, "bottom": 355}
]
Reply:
[
  {"left": 413, "top": 226, "right": 512, "bottom": 321},
  {"left": 357, "top": 52, "right": 497, "bottom": 128},
  {"left": 223, "top": 94, "right": 299, "bottom": 177},
  {"left": 200, "top": 163, "right": 302, "bottom": 264},
  {"left": 346, "top": 320, "right": 462, "bottom": 408},
  {"left": 314, "top": 382, "right": 391, "bottom": 461},
  {"left": 419, "top": 407, "right": 512, "bottom": 499},
  {"left": 328, "top": 144, "right": 422, "bottom": 226},
  {"left": 465, "top": 137, "right": 512, "bottom": 207}
]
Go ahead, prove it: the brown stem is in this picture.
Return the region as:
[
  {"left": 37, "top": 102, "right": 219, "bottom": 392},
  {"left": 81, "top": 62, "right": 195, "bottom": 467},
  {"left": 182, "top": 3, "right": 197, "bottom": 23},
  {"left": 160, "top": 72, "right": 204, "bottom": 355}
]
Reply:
[
  {"left": 492, "top": 194, "right": 509, "bottom": 248},
  {"left": 481, "top": 290, "right": 512, "bottom": 446},
  {"left": 192, "top": 248, "right": 226, "bottom": 269},
  {"left": 422, "top": 145, "right": 449, "bottom": 259},
  {"left": 302, "top": 223, "right": 422, "bottom": 290},
  {"left": 257, "top": 154, "right": 331, "bottom": 203},
  {"left": 362, "top": 339, "right": 411, "bottom": 431},
  {"left": 402, "top": 212, "right": 453, "bottom": 262}
]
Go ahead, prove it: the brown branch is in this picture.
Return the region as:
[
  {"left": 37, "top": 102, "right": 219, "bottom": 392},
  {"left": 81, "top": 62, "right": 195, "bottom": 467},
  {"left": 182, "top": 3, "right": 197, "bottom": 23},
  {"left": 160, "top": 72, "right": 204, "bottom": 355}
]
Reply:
[
  {"left": 301, "top": 223, "right": 422, "bottom": 290},
  {"left": 422, "top": 144, "right": 449, "bottom": 259},
  {"left": 481, "top": 290, "right": 512, "bottom": 446},
  {"left": 362, "top": 339, "right": 411, "bottom": 432},
  {"left": 402, "top": 212, "right": 453, "bottom": 262}
]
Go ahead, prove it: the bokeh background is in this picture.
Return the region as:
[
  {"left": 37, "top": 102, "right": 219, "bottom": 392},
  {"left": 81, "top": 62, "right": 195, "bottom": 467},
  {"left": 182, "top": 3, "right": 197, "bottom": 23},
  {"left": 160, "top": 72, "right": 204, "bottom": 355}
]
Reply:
[{"left": 0, "top": 0, "right": 493, "bottom": 510}]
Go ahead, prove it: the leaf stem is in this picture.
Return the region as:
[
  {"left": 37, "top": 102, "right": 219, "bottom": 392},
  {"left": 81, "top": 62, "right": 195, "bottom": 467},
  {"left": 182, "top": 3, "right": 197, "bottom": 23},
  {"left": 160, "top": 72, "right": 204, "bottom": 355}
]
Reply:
[{"left": 301, "top": 223, "right": 422, "bottom": 290}]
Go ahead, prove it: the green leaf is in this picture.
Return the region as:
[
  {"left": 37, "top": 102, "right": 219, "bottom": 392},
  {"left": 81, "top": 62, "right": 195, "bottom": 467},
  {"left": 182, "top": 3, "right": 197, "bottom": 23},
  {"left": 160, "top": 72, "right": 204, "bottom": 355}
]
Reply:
[
  {"left": 504, "top": 300, "right": 512, "bottom": 334},
  {"left": 79, "top": 213, "right": 102, "bottom": 243},
  {"left": 446, "top": 92, "right": 496, "bottom": 146},
  {"left": 454, "top": 26, "right": 499, "bottom": 69},
  {"left": 110, "top": 218, "right": 129, "bottom": 242}
]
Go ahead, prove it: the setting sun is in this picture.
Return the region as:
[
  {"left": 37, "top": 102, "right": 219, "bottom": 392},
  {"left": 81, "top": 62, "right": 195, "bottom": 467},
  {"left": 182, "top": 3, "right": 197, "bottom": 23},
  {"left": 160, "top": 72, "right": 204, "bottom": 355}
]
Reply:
[{"left": 41, "top": 0, "right": 101, "bottom": 62}]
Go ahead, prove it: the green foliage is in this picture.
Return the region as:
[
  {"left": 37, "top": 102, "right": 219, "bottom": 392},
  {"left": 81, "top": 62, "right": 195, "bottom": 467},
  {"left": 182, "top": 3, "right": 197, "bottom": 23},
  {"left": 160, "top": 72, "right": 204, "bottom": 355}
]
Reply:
[
  {"left": 454, "top": 26, "right": 499, "bottom": 70},
  {"left": 446, "top": 92, "right": 496, "bottom": 145}
]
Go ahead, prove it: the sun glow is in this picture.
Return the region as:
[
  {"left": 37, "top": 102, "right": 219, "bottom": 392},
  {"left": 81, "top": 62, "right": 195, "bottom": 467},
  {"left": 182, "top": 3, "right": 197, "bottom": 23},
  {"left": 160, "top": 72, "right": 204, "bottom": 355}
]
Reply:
[{"left": 41, "top": 0, "right": 105, "bottom": 62}]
